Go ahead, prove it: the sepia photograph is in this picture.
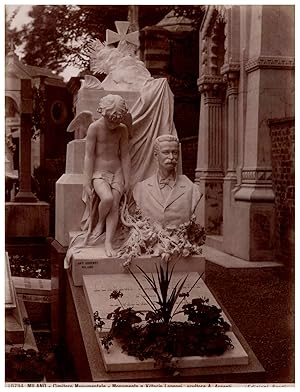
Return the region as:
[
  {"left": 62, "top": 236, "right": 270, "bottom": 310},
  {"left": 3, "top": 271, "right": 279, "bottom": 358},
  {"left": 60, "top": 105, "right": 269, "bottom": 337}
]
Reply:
[{"left": 4, "top": 2, "right": 295, "bottom": 387}]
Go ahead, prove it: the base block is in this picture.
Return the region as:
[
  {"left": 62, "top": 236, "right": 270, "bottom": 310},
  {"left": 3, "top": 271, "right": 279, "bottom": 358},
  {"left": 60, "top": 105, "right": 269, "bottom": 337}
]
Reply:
[
  {"left": 55, "top": 174, "right": 85, "bottom": 246},
  {"left": 100, "top": 332, "right": 248, "bottom": 373},
  {"left": 71, "top": 246, "right": 205, "bottom": 286},
  {"left": 65, "top": 270, "right": 265, "bottom": 382}
]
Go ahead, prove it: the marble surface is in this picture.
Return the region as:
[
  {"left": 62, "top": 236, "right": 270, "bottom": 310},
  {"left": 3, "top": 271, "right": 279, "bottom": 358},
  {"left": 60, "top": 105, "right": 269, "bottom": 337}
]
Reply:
[
  {"left": 82, "top": 273, "right": 248, "bottom": 374},
  {"left": 100, "top": 332, "right": 248, "bottom": 373},
  {"left": 83, "top": 274, "right": 231, "bottom": 334},
  {"left": 5, "top": 252, "right": 16, "bottom": 309},
  {"left": 66, "top": 270, "right": 265, "bottom": 382},
  {"left": 71, "top": 242, "right": 205, "bottom": 286}
]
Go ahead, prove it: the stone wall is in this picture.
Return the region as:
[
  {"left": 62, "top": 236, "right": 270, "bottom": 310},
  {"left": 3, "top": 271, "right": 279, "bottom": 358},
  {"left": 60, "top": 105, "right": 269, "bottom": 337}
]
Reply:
[{"left": 269, "top": 117, "right": 294, "bottom": 267}]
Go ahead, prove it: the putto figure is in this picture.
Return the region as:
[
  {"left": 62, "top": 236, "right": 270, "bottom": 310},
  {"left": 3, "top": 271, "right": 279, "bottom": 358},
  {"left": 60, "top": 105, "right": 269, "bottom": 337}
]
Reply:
[{"left": 81, "top": 94, "right": 131, "bottom": 256}]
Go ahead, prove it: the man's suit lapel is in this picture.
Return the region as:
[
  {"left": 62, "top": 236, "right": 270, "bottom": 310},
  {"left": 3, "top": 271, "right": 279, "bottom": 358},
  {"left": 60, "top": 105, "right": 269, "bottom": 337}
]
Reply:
[
  {"left": 146, "top": 175, "right": 165, "bottom": 208},
  {"left": 164, "top": 178, "right": 186, "bottom": 209}
]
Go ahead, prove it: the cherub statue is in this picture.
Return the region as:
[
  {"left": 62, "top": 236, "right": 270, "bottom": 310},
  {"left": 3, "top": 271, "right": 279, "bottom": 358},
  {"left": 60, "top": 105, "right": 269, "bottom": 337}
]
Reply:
[{"left": 64, "top": 94, "right": 131, "bottom": 266}]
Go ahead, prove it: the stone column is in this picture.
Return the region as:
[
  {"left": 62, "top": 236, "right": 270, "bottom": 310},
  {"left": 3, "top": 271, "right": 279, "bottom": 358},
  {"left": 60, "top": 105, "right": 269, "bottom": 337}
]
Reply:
[
  {"left": 223, "top": 71, "right": 239, "bottom": 182},
  {"left": 195, "top": 78, "right": 225, "bottom": 234},
  {"left": 15, "top": 79, "right": 37, "bottom": 202},
  {"left": 221, "top": 70, "right": 240, "bottom": 253}
]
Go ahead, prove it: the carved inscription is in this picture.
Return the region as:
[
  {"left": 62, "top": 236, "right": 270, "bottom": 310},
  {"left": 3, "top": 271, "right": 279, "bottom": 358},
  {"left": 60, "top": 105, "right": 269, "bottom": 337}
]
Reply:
[{"left": 83, "top": 273, "right": 231, "bottom": 331}]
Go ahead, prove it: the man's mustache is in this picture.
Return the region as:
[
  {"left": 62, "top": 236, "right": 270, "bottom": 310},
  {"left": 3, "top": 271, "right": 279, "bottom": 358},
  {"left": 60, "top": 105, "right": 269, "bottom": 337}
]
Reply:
[{"left": 165, "top": 159, "right": 177, "bottom": 164}]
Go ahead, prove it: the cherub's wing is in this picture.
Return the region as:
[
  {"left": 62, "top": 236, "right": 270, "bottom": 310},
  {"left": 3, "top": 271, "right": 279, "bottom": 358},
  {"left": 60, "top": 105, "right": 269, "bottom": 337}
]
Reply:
[{"left": 67, "top": 111, "right": 94, "bottom": 139}]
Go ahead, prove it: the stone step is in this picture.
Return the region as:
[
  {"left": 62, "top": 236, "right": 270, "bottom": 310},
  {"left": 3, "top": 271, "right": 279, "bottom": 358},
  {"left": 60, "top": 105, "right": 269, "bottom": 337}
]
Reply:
[{"left": 203, "top": 245, "right": 283, "bottom": 269}]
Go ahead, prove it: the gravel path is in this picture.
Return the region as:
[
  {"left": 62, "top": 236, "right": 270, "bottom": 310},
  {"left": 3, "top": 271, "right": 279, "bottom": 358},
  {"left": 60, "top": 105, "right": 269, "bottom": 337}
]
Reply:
[{"left": 205, "top": 261, "right": 295, "bottom": 384}]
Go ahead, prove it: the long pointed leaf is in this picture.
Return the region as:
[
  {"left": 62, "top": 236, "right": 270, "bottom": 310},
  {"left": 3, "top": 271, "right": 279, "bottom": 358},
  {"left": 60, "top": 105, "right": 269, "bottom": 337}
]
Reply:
[
  {"left": 136, "top": 265, "right": 156, "bottom": 289},
  {"left": 168, "top": 274, "right": 188, "bottom": 315},
  {"left": 141, "top": 295, "right": 158, "bottom": 313},
  {"left": 169, "top": 274, "right": 188, "bottom": 304},
  {"left": 128, "top": 269, "right": 157, "bottom": 312},
  {"left": 132, "top": 266, "right": 163, "bottom": 307},
  {"left": 172, "top": 272, "right": 203, "bottom": 317}
]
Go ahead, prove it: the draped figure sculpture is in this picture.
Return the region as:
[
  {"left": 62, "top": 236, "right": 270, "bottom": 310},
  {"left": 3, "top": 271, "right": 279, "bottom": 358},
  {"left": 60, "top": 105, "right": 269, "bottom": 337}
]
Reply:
[{"left": 64, "top": 39, "right": 179, "bottom": 268}]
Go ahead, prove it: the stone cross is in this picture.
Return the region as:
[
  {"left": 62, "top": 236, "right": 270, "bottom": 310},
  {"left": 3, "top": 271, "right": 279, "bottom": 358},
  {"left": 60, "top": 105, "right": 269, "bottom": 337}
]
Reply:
[
  {"left": 14, "top": 79, "right": 37, "bottom": 202},
  {"left": 106, "top": 21, "right": 139, "bottom": 49}
]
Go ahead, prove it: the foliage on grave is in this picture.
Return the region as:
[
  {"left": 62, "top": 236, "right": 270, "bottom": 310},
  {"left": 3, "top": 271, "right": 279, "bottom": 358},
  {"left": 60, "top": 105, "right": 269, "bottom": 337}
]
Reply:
[
  {"left": 5, "top": 347, "right": 46, "bottom": 382},
  {"left": 95, "top": 263, "right": 233, "bottom": 372},
  {"left": 118, "top": 200, "right": 206, "bottom": 267},
  {"left": 9, "top": 254, "right": 51, "bottom": 279}
]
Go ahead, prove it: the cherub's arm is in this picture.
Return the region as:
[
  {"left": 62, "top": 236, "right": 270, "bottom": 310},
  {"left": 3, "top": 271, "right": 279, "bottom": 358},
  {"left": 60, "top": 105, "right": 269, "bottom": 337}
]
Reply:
[
  {"left": 83, "top": 123, "right": 97, "bottom": 196},
  {"left": 119, "top": 125, "right": 131, "bottom": 193},
  {"left": 122, "top": 112, "right": 133, "bottom": 139}
]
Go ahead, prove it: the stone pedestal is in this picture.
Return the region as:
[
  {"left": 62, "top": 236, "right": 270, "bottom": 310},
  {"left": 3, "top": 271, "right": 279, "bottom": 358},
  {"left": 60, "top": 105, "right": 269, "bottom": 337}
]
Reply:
[
  {"left": 50, "top": 239, "right": 68, "bottom": 344},
  {"left": 5, "top": 202, "right": 50, "bottom": 237},
  {"left": 55, "top": 171, "right": 85, "bottom": 246},
  {"left": 70, "top": 242, "right": 205, "bottom": 286}
]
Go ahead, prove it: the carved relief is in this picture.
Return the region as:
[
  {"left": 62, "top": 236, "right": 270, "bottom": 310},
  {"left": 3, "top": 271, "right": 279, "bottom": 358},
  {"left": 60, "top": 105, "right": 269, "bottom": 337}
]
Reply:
[
  {"left": 220, "top": 62, "right": 240, "bottom": 75},
  {"left": 197, "top": 77, "right": 226, "bottom": 100},
  {"left": 210, "top": 28, "right": 219, "bottom": 75},
  {"left": 242, "top": 169, "right": 272, "bottom": 183},
  {"left": 200, "top": 6, "right": 226, "bottom": 81},
  {"left": 215, "top": 5, "right": 227, "bottom": 23},
  {"left": 245, "top": 56, "right": 295, "bottom": 73},
  {"left": 223, "top": 70, "right": 239, "bottom": 96},
  {"left": 201, "top": 38, "right": 208, "bottom": 75}
]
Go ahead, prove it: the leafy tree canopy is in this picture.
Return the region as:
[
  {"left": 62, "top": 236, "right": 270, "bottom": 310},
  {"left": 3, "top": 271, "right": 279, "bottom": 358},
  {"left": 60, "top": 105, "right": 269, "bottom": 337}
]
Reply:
[
  {"left": 7, "top": 5, "right": 129, "bottom": 73},
  {"left": 6, "top": 5, "right": 203, "bottom": 74}
]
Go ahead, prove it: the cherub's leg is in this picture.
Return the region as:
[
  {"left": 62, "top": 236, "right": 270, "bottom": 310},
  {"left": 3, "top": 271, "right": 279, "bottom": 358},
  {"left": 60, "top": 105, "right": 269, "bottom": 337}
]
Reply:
[
  {"left": 105, "top": 189, "right": 122, "bottom": 257},
  {"left": 92, "top": 179, "right": 113, "bottom": 238}
]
